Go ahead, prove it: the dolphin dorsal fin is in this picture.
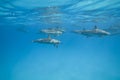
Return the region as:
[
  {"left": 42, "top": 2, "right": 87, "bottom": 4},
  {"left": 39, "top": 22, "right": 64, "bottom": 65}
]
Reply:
[
  {"left": 55, "top": 27, "right": 60, "bottom": 30},
  {"left": 48, "top": 35, "right": 51, "bottom": 39},
  {"left": 83, "top": 28, "right": 86, "bottom": 31},
  {"left": 94, "top": 25, "right": 98, "bottom": 29},
  {"left": 56, "top": 26, "right": 59, "bottom": 29}
]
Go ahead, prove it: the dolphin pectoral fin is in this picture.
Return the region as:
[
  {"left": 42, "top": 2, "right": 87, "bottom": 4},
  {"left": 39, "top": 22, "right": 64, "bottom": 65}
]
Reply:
[
  {"left": 86, "top": 36, "right": 89, "bottom": 38},
  {"left": 99, "top": 35, "right": 104, "bottom": 37},
  {"left": 86, "top": 35, "right": 91, "bottom": 38},
  {"left": 54, "top": 44, "right": 58, "bottom": 48},
  {"left": 53, "top": 44, "right": 56, "bottom": 47},
  {"left": 86, "top": 36, "right": 91, "bottom": 38},
  {"left": 54, "top": 34, "right": 57, "bottom": 37},
  {"left": 57, "top": 34, "right": 60, "bottom": 36}
]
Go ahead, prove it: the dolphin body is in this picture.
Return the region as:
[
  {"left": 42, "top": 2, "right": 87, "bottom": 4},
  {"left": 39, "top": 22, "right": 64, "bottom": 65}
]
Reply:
[
  {"left": 73, "top": 26, "right": 110, "bottom": 37},
  {"left": 38, "top": 28, "right": 65, "bottom": 36},
  {"left": 32, "top": 36, "right": 60, "bottom": 47}
]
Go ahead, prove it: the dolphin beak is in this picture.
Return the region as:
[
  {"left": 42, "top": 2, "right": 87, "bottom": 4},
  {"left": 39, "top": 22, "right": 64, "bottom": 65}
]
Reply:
[
  {"left": 32, "top": 40, "right": 35, "bottom": 43},
  {"left": 107, "top": 32, "right": 111, "bottom": 35}
]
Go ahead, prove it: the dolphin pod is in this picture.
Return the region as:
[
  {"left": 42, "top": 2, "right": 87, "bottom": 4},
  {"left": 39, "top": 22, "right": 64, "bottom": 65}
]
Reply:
[{"left": 33, "top": 26, "right": 111, "bottom": 47}]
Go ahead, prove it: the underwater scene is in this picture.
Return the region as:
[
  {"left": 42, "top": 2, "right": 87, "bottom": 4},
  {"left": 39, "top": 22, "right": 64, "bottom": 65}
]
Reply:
[{"left": 0, "top": 0, "right": 120, "bottom": 80}]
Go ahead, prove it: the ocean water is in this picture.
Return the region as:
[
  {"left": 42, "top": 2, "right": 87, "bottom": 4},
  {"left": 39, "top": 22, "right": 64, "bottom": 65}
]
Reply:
[{"left": 0, "top": 0, "right": 120, "bottom": 80}]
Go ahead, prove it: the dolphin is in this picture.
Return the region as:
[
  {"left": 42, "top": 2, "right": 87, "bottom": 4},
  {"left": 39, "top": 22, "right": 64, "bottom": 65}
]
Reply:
[
  {"left": 38, "top": 27, "right": 65, "bottom": 36},
  {"left": 73, "top": 26, "right": 110, "bottom": 37},
  {"left": 32, "top": 35, "right": 61, "bottom": 47}
]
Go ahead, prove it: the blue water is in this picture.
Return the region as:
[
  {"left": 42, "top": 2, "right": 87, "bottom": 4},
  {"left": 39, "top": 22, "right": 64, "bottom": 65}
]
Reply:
[{"left": 0, "top": 0, "right": 120, "bottom": 80}]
